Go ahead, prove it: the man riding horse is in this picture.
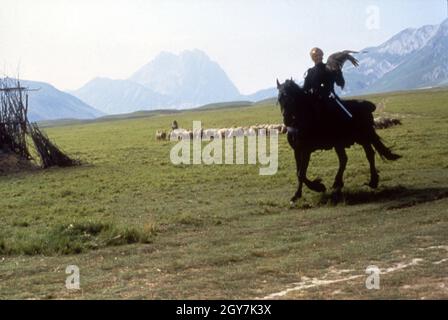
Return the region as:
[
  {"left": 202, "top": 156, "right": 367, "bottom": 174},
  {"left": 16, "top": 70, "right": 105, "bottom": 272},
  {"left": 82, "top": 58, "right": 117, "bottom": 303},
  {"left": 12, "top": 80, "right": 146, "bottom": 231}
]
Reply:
[
  {"left": 303, "top": 48, "right": 359, "bottom": 131},
  {"left": 276, "top": 48, "right": 401, "bottom": 203}
]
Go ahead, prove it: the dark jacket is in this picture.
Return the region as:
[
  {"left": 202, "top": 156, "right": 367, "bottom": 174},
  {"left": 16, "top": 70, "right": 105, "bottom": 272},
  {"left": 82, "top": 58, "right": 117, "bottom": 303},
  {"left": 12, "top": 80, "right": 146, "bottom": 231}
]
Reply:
[{"left": 303, "top": 62, "right": 344, "bottom": 99}]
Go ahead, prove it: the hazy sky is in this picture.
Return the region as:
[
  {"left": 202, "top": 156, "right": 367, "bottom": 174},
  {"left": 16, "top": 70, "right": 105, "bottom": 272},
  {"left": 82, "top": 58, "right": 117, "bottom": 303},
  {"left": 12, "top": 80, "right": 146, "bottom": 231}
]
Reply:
[{"left": 1, "top": 0, "right": 446, "bottom": 94}]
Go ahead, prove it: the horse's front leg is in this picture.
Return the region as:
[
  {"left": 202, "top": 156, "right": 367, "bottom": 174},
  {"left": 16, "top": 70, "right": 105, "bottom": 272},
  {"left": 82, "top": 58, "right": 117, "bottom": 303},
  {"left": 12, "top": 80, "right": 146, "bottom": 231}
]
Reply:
[
  {"left": 298, "top": 149, "right": 326, "bottom": 193},
  {"left": 291, "top": 148, "right": 303, "bottom": 203},
  {"left": 362, "top": 144, "right": 379, "bottom": 189},
  {"left": 300, "top": 149, "right": 326, "bottom": 193},
  {"left": 291, "top": 147, "right": 326, "bottom": 204},
  {"left": 333, "top": 146, "right": 348, "bottom": 191}
]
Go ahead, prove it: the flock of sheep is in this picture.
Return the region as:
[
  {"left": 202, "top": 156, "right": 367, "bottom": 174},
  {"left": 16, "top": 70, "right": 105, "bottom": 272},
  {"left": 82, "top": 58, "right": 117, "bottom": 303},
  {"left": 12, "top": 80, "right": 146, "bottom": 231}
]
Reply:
[
  {"left": 156, "top": 124, "right": 288, "bottom": 141},
  {"left": 373, "top": 117, "right": 402, "bottom": 130},
  {"left": 155, "top": 117, "right": 402, "bottom": 141}
]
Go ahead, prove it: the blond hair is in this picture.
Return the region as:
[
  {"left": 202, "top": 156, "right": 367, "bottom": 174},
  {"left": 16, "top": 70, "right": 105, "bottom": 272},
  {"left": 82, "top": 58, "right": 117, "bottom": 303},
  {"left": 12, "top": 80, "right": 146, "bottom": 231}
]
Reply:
[{"left": 310, "top": 47, "right": 323, "bottom": 57}]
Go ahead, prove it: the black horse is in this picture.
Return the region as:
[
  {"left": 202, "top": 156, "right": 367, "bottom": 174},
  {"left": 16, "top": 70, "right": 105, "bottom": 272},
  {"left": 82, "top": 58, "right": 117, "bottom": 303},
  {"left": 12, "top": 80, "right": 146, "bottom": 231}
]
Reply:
[{"left": 276, "top": 79, "right": 401, "bottom": 203}]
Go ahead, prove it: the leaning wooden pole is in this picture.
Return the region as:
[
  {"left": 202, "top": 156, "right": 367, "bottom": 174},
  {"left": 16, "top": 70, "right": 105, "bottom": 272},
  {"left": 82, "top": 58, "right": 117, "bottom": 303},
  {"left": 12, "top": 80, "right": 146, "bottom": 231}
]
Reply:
[
  {"left": 28, "top": 122, "right": 79, "bottom": 168},
  {"left": 1, "top": 77, "right": 79, "bottom": 169}
]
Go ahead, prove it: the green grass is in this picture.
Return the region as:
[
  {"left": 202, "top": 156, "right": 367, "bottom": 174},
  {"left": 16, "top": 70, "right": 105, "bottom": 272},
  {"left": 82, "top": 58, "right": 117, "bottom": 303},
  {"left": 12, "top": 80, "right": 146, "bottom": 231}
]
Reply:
[
  {"left": 0, "top": 221, "right": 155, "bottom": 255},
  {"left": 0, "top": 89, "right": 447, "bottom": 299}
]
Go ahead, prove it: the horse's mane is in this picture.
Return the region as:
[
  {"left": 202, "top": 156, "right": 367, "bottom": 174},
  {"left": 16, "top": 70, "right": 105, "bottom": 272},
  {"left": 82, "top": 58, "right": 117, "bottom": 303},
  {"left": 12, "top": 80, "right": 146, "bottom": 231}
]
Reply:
[{"left": 282, "top": 79, "right": 303, "bottom": 95}]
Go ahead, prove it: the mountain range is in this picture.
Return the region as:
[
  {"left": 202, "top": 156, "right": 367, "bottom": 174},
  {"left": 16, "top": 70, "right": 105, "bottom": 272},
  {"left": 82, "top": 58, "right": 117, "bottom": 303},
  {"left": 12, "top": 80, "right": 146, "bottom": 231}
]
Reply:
[
  {"left": 1, "top": 78, "right": 104, "bottom": 121},
  {"left": 73, "top": 18, "right": 448, "bottom": 115},
  {"left": 71, "top": 49, "right": 276, "bottom": 114},
  {"left": 342, "top": 18, "right": 448, "bottom": 95}
]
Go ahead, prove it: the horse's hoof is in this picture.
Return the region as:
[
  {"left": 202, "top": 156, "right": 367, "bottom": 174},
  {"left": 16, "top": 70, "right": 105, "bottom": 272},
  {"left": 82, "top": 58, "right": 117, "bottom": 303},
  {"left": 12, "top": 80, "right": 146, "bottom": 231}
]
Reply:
[
  {"left": 290, "top": 193, "right": 302, "bottom": 204},
  {"left": 331, "top": 189, "right": 343, "bottom": 204},
  {"left": 315, "top": 182, "right": 327, "bottom": 193},
  {"left": 364, "top": 181, "right": 378, "bottom": 189},
  {"left": 309, "top": 178, "right": 326, "bottom": 193}
]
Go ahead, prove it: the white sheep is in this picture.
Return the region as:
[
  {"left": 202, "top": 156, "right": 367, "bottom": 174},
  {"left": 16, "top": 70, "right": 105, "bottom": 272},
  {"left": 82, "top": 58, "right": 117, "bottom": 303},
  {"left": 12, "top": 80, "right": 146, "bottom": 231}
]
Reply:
[
  {"left": 155, "top": 130, "right": 167, "bottom": 140},
  {"left": 170, "top": 128, "right": 190, "bottom": 141}
]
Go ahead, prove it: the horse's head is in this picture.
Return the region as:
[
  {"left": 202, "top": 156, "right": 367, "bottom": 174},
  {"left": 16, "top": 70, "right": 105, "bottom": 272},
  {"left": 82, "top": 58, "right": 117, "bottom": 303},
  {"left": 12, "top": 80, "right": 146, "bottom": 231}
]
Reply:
[{"left": 276, "top": 78, "right": 306, "bottom": 127}]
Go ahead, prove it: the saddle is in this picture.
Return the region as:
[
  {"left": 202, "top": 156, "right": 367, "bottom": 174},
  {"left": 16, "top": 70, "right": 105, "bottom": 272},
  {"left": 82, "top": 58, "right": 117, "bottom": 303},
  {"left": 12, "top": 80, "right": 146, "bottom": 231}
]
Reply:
[{"left": 288, "top": 93, "right": 359, "bottom": 149}]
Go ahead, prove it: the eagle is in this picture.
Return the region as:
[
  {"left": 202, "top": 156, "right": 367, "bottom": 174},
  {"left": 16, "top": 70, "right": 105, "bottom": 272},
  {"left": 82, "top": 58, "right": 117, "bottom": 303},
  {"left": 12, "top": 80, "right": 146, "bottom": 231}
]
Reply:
[{"left": 325, "top": 50, "right": 359, "bottom": 90}]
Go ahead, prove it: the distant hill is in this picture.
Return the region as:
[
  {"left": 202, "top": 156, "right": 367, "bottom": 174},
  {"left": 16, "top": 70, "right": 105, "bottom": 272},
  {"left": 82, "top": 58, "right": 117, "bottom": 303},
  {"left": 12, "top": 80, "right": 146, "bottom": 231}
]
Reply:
[
  {"left": 1, "top": 78, "right": 104, "bottom": 121},
  {"left": 342, "top": 18, "right": 448, "bottom": 95},
  {"left": 197, "top": 101, "right": 254, "bottom": 110},
  {"left": 70, "top": 77, "right": 169, "bottom": 114},
  {"left": 38, "top": 98, "right": 265, "bottom": 127},
  {"left": 242, "top": 87, "right": 277, "bottom": 102}
]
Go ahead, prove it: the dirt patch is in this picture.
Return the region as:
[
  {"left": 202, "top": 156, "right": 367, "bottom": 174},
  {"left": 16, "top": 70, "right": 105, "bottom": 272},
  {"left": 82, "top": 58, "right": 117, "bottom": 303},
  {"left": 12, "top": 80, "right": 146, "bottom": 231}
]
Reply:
[
  {"left": 400, "top": 277, "right": 448, "bottom": 299},
  {"left": 0, "top": 152, "right": 38, "bottom": 175},
  {"left": 262, "top": 244, "right": 448, "bottom": 299},
  {"left": 262, "top": 258, "right": 424, "bottom": 299}
]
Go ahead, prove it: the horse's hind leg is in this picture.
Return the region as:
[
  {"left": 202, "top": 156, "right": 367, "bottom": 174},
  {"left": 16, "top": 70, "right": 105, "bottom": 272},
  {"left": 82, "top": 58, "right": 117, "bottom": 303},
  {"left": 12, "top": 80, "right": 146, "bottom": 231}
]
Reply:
[
  {"left": 333, "top": 146, "right": 347, "bottom": 191},
  {"left": 363, "top": 144, "right": 379, "bottom": 189}
]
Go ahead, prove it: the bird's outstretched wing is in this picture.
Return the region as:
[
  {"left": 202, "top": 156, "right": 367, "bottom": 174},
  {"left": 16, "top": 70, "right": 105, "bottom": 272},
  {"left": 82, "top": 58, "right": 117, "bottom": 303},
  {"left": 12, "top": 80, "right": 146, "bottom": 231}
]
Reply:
[{"left": 326, "top": 50, "right": 359, "bottom": 72}]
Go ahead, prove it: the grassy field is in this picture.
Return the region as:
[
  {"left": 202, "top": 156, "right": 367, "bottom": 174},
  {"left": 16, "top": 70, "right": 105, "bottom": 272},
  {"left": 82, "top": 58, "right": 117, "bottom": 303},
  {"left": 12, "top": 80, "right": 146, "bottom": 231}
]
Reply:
[{"left": 0, "top": 88, "right": 447, "bottom": 299}]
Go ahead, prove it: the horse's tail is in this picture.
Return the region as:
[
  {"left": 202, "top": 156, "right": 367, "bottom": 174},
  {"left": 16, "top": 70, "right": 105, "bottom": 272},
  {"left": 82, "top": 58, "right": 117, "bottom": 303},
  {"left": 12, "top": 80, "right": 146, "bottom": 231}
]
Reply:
[{"left": 371, "top": 131, "right": 401, "bottom": 161}]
